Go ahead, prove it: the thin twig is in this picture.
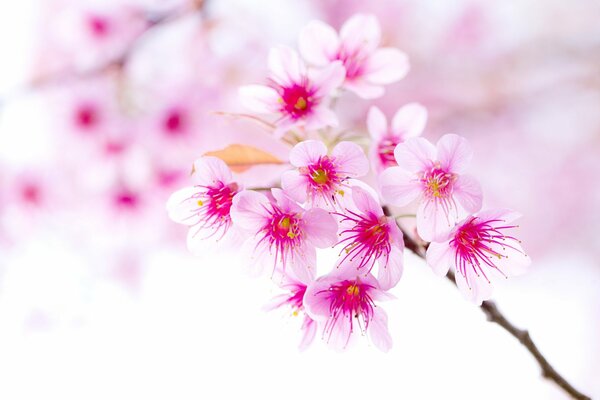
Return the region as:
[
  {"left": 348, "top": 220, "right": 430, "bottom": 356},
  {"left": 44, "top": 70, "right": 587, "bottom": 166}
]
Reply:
[{"left": 383, "top": 206, "right": 590, "bottom": 400}]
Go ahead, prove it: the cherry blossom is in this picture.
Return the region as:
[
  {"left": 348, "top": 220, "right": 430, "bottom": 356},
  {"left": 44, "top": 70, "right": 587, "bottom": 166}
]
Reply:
[
  {"left": 239, "top": 46, "right": 345, "bottom": 137},
  {"left": 379, "top": 134, "right": 483, "bottom": 242},
  {"left": 304, "top": 269, "right": 393, "bottom": 351},
  {"left": 230, "top": 188, "right": 337, "bottom": 281},
  {"left": 281, "top": 140, "right": 369, "bottom": 209},
  {"left": 367, "top": 103, "right": 427, "bottom": 172},
  {"left": 167, "top": 156, "right": 241, "bottom": 253},
  {"left": 334, "top": 186, "right": 404, "bottom": 290},
  {"left": 426, "top": 209, "right": 531, "bottom": 304},
  {"left": 298, "top": 14, "right": 409, "bottom": 98}
]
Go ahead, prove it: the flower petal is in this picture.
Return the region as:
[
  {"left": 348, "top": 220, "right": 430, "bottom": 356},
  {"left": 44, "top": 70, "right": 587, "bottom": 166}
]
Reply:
[
  {"left": 303, "top": 276, "right": 337, "bottom": 320},
  {"left": 367, "top": 106, "right": 388, "bottom": 140},
  {"left": 340, "top": 14, "right": 380, "bottom": 53},
  {"left": 377, "top": 246, "right": 403, "bottom": 290},
  {"left": 343, "top": 78, "right": 385, "bottom": 99},
  {"left": 455, "top": 268, "right": 494, "bottom": 305},
  {"left": 379, "top": 166, "right": 422, "bottom": 206},
  {"left": 364, "top": 48, "right": 409, "bottom": 85},
  {"left": 298, "top": 20, "right": 339, "bottom": 66},
  {"left": 453, "top": 175, "right": 483, "bottom": 214},
  {"left": 416, "top": 199, "right": 457, "bottom": 242},
  {"left": 436, "top": 134, "right": 473, "bottom": 174},
  {"left": 304, "top": 106, "right": 338, "bottom": 131},
  {"left": 426, "top": 241, "right": 453, "bottom": 276},
  {"left": 298, "top": 317, "right": 317, "bottom": 351},
  {"left": 303, "top": 207, "right": 338, "bottom": 248},
  {"left": 289, "top": 140, "right": 328, "bottom": 167},
  {"left": 394, "top": 137, "right": 436, "bottom": 173},
  {"left": 166, "top": 186, "right": 200, "bottom": 225},
  {"left": 391, "top": 103, "right": 428, "bottom": 139},
  {"left": 311, "top": 61, "right": 345, "bottom": 97},
  {"left": 349, "top": 185, "right": 382, "bottom": 216},
  {"left": 238, "top": 84, "right": 280, "bottom": 114},
  {"left": 191, "top": 156, "right": 233, "bottom": 186},
  {"left": 368, "top": 308, "right": 392, "bottom": 352},
  {"left": 230, "top": 190, "right": 270, "bottom": 232},
  {"left": 268, "top": 46, "right": 305, "bottom": 86},
  {"left": 281, "top": 169, "right": 309, "bottom": 203},
  {"left": 331, "top": 141, "right": 369, "bottom": 177}
]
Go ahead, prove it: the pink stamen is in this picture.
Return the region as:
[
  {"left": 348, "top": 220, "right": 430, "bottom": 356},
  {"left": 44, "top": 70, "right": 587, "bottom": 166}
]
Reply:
[
  {"left": 377, "top": 135, "right": 401, "bottom": 168},
  {"left": 319, "top": 278, "right": 376, "bottom": 345},
  {"left": 255, "top": 204, "right": 304, "bottom": 273},
  {"left": 450, "top": 216, "right": 522, "bottom": 287},
  {"left": 277, "top": 81, "right": 315, "bottom": 120},
  {"left": 186, "top": 182, "right": 239, "bottom": 240},
  {"left": 335, "top": 210, "right": 391, "bottom": 272}
]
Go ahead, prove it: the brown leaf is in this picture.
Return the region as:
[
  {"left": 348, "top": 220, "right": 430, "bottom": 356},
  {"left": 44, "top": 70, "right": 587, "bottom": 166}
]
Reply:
[{"left": 204, "top": 144, "right": 285, "bottom": 173}]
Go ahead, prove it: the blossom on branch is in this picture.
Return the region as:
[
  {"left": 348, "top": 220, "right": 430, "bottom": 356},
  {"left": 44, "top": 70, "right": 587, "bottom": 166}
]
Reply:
[
  {"left": 379, "top": 134, "right": 483, "bottom": 242},
  {"left": 426, "top": 209, "right": 531, "bottom": 304}
]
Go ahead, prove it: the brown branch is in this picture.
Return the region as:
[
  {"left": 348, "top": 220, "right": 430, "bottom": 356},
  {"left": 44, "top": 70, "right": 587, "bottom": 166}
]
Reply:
[{"left": 383, "top": 206, "right": 591, "bottom": 400}]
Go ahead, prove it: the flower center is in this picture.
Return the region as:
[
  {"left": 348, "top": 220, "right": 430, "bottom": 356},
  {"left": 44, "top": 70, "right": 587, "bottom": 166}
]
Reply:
[
  {"left": 88, "top": 15, "right": 110, "bottom": 37},
  {"left": 377, "top": 136, "right": 401, "bottom": 168},
  {"left": 335, "top": 47, "right": 366, "bottom": 80},
  {"left": 280, "top": 84, "right": 313, "bottom": 119},
  {"left": 74, "top": 104, "right": 99, "bottom": 130},
  {"left": 336, "top": 210, "right": 391, "bottom": 271},
  {"left": 422, "top": 165, "right": 455, "bottom": 199},
  {"left": 192, "top": 182, "right": 239, "bottom": 238},
  {"left": 321, "top": 279, "right": 376, "bottom": 341},
  {"left": 304, "top": 156, "right": 340, "bottom": 191},
  {"left": 450, "top": 216, "right": 520, "bottom": 282},
  {"left": 163, "top": 109, "right": 186, "bottom": 135}
]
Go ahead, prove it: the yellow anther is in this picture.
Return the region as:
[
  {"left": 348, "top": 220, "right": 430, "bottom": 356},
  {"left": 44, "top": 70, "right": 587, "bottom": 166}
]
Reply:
[
  {"left": 346, "top": 284, "right": 360, "bottom": 296},
  {"left": 311, "top": 168, "right": 328, "bottom": 185},
  {"left": 287, "top": 231, "right": 297, "bottom": 239},
  {"left": 294, "top": 97, "right": 307, "bottom": 110},
  {"left": 197, "top": 200, "right": 204, "bottom": 207},
  {"left": 280, "top": 217, "right": 291, "bottom": 229}
]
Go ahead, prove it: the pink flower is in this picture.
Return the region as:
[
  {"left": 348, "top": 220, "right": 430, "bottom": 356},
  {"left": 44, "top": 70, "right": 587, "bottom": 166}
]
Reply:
[
  {"left": 230, "top": 188, "right": 338, "bottom": 281},
  {"left": 299, "top": 14, "right": 409, "bottom": 99},
  {"left": 304, "top": 269, "right": 393, "bottom": 351},
  {"left": 367, "top": 103, "right": 428, "bottom": 172},
  {"left": 263, "top": 270, "right": 317, "bottom": 351},
  {"left": 426, "top": 209, "right": 531, "bottom": 304},
  {"left": 335, "top": 186, "right": 404, "bottom": 290},
  {"left": 239, "top": 46, "right": 345, "bottom": 137},
  {"left": 379, "top": 134, "right": 483, "bottom": 242},
  {"left": 166, "top": 156, "right": 241, "bottom": 253},
  {"left": 281, "top": 140, "right": 369, "bottom": 209}
]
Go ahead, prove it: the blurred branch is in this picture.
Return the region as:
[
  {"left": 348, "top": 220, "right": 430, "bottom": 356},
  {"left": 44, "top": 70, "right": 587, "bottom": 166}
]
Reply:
[
  {"left": 383, "top": 206, "right": 591, "bottom": 400},
  {"left": 1, "top": 0, "right": 209, "bottom": 105}
]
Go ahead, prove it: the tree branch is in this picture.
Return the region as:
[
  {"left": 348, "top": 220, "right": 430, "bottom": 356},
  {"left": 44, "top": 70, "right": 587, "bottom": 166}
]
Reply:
[{"left": 382, "top": 206, "right": 590, "bottom": 399}]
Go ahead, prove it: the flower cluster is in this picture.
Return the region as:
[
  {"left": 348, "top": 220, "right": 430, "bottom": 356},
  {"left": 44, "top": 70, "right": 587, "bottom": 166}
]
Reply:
[{"left": 168, "top": 14, "right": 530, "bottom": 352}]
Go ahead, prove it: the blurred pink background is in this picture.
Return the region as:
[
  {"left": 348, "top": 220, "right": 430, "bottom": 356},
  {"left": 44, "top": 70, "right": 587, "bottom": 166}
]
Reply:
[{"left": 0, "top": 0, "right": 598, "bottom": 399}]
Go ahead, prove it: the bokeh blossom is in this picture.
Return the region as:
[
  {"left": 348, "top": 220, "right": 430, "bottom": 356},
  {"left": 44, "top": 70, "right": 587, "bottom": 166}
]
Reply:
[
  {"left": 281, "top": 139, "right": 369, "bottom": 209},
  {"left": 367, "top": 103, "right": 428, "bottom": 172},
  {"left": 304, "top": 269, "right": 393, "bottom": 351},
  {"left": 298, "top": 14, "right": 409, "bottom": 98},
  {"left": 230, "top": 188, "right": 337, "bottom": 281},
  {"left": 239, "top": 46, "right": 345, "bottom": 137},
  {"left": 379, "top": 134, "right": 483, "bottom": 242},
  {"left": 426, "top": 209, "right": 531, "bottom": 304}
]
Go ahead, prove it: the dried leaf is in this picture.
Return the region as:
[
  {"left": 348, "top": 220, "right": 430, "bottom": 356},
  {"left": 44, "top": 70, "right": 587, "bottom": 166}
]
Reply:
[{"left": 204, "top": 144, "right": 285, "bottom": 173}]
